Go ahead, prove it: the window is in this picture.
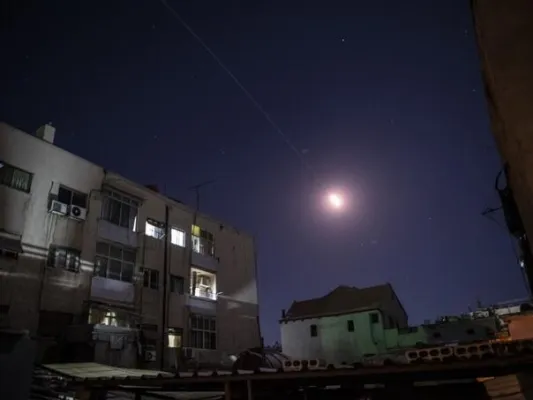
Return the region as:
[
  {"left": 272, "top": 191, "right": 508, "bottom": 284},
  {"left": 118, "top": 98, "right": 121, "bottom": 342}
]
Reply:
[
  {"left": 94, "top": 242, "right": 136, "bottom": 282},
  {"left": 101, "top": 189, "right": 139, "bottom": 230},
  {"left": 347, "top": 320, "right": 354, "bottom": 332},
  {"left": 171, "top": 228, "right": 186, "bottom": 247},
  {"left": 388, "top": 316, "right": 394, "bottom": 328},
  {"left": 191, "top": 225, "right": 215, "bottom": 257},
  {"left": 145, "top": 219, "right": 165, "bottom": 239},
  {"left": 310, "top": 324, "right": 318, "bottom": 337},
  {"left": 47, "top": 246, "right": 81, "bottom": 272},
  {"left": 170, "top": 275, "right": 184, "bottom": 294},
  {"left": 190, "top": 268, "right": 216, "bottom": 299},
  {"left": 370, "top": 313, "right": 379, "bottom": 324},
  {"left": 466, "top": 328, "right": 475, "bottom": 335},
  {"left": 190, "top": 314, "right": 216, "bottom": 350},
  {"left": 142, "top": 268, "right": 159, "bottom": 290},
  {"left": 168, "top": 328, "right": 183, "bottom": 348},
  {"left": 0, "top": 161, "right": 32, "bottom": 193},
  {"left": 57, "top": 185, "right": 87, "bottom": 208}
]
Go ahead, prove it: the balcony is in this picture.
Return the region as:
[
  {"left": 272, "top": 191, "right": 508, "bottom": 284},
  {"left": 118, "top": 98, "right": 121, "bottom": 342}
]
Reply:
[
  {"left": 97, "top": 219, "right": 138, "bottom": 248},
  {"left": 187, "top": 268, "right": 217, "bottom": 313},
  {"left": 191, "top": 235, "right": 217, "bottom": 272},
  {"left": 90, "top": 276, "right": 135, "bottom": 304}
]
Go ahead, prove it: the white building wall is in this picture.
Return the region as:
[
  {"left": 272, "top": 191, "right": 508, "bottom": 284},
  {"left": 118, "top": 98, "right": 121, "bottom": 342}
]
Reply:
[
  {"left": 0, "top": 122, "right": 260, "bottom": 364},
  {"left": 0, "top": 122, "right": 104, "bottom": 332}
]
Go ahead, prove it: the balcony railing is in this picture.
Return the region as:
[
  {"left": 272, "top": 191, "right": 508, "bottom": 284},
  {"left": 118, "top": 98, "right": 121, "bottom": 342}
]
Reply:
[{"left": 190, "top": 287, "right": 216, "bottom": 300}]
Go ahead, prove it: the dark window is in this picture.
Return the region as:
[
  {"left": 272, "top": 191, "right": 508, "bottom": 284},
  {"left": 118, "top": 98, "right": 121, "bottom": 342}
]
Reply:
[
  {"left": 95, "top": 242, "right": 136, "bottom": 282},
  {"left": 47, "top": 246, "right": 81, "bottom": 272},
  {"left": 347, "top": 320, "right": 355, "bottom": 332},
  {"left": 0, "top": 161, "right": 32, "bottom": 193},
  {"left": 388, "top": 316, "right": 394, "bottom": 327},
  {"left": 101, "top": 189, "right": 139, "bottom": 230},
  {"left": 310, "top": 324, "right": 318, "bottom": 337},
  {"left": 190, "top": 314, "right": 216, "bottom": 350},
  {"left": 370, "top": 313, "right": 379, "bottom": 324},
  {"left": 432, "top": 332, "right": 442, "bottom": 339},
  {"left": 466, "top": 328, "right": 475, "bottom": 335},
  {"left": 142, "top": 268, "right": 159, "bottom": 290},
  {"left": 170, "top": 275, "right": 184, "bottom": 294},
  {"left": 57, "top": 186, "right": 87, "bottom": 208}
]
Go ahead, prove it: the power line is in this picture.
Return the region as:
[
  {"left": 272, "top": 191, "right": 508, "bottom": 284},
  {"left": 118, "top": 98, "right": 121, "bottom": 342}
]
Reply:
[{"left": 158, "top": 0, "right": 316, "bottom": 175}]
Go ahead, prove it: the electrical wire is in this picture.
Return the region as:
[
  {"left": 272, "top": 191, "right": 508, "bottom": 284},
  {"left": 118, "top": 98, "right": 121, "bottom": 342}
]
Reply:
[{"left": 159, "top": 0, "right": 316, "bottom": 176}]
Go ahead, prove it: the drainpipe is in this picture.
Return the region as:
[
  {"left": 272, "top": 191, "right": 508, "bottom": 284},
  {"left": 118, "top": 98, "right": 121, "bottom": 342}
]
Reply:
[
  {"left": 160, "top": 205, "right": 170, "bottom": 370},
  {"left": 252, "top": 236, "right": 263, "bottom": 347}
]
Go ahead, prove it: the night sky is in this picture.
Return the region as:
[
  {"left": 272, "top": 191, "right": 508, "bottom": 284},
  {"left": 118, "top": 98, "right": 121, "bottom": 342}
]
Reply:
[{"left": 1, "top": 0, "right": 528, "bottom": 344}]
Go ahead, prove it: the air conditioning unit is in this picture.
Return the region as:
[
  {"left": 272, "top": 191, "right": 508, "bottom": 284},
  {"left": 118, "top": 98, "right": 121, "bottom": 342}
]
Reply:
[
  {"left": 69, "top": 205, "right": 87, "bottom": 220},
  {"left": 144, "top": 349, "right": 156, "bottom": 362},
  {"left": 50, "top": 200, "right": 68, "bottom": 215}
]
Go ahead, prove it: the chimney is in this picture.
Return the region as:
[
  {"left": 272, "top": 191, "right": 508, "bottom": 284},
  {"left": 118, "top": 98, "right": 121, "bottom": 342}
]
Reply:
[
  {"left": 281, "top": 309, "right": 286, "bottom": 319},
  {"left": 36, "top": 123, "right": 56, "bottom": 144}
]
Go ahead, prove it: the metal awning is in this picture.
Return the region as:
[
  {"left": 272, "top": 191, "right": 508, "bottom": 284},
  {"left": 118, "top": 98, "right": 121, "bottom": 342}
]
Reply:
[
  {"left": 0, "top": 235, "right": 23, "bottom": 253},
  {"left": 42, "top": 362, "right": 173, "bottom": 380}
]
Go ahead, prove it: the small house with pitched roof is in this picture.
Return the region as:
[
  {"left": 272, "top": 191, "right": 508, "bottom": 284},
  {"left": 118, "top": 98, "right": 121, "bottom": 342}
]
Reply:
[{"left": 279, "top": 283, "right": 408, "bottom": 364}]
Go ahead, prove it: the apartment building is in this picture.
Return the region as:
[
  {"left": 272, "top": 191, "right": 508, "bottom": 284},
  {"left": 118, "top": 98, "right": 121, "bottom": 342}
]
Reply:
[{"left": 0, "top": 122, "right": 260, "bottom": 368}]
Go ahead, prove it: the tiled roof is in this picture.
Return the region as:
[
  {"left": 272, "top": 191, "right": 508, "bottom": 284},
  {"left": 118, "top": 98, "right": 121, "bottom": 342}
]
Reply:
[{"left": 283, "top": 284, "right": 395, "bottom": 320}]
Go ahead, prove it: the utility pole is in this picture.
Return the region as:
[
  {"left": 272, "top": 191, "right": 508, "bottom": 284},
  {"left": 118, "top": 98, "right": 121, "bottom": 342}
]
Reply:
[{"left": 189, "top": 179, "right": 218, "bottom": 214}]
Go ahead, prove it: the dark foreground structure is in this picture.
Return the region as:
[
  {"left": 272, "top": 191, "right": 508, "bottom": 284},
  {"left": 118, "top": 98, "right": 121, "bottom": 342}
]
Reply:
[
  {"left": 471, "top": 0, "right": 533, "bottom": 292},
  {"left": 29, "top": 355, "right": 533, "bottom": 400}
]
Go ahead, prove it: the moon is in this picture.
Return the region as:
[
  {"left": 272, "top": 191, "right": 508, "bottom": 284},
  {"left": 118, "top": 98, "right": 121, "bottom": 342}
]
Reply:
[{"left": 327, "top": 192, "right": 344, "bottom": 209}]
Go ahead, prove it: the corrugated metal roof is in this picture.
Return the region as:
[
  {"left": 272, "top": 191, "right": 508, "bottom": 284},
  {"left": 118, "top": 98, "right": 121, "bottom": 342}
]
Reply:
[
  {"left": 41, "top": 355, "right": 533, "bottom": 386},
  {"left": 42, "top": 363, "right": 173, "bottom": 380}
]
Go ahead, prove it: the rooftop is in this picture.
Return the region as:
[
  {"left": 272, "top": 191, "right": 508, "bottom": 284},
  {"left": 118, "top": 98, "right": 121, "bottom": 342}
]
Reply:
[{"left": 282, "top": 283, "right": 400, "bottom": 321}]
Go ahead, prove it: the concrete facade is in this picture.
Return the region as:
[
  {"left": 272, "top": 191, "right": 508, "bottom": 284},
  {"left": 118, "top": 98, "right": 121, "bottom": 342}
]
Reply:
[{"left": 0, "top": 122, "right": 260, "bottom": 368}]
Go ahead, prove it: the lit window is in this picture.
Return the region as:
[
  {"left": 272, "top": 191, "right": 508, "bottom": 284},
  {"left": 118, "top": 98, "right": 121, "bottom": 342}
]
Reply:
[
  {"left": 189, "top": 268, "right": 216, "bottom": 300},
  {"left": 103, "top": 311, "right": 118, "bottom": 327},
  {"left": 191, "top": 225, "right": 215, "bottom": 257},
  {"left": 171, "top": 228, "right": 186, "bottom": 247},
  {"left": 168, "top": 328, "right": 183, "bottom": 348},
  {"left": 146, "top": 219, "right": 165, "bottom": 239}
]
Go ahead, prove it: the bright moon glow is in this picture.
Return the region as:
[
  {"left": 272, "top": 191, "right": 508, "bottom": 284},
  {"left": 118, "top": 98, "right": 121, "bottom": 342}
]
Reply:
[{"left": 328, "top": 193, "right": 344, "bottom": 209}]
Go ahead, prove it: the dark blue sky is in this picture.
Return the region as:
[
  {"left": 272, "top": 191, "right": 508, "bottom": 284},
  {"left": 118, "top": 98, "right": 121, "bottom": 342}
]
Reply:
[{"left": 1, "top": 0, "right": 528, "bottom": 343}]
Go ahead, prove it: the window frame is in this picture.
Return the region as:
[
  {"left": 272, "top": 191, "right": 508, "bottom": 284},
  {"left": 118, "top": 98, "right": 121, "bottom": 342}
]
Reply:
[
  {"left": 189, "top": 314, "right": 217, "bottom": 350},
  {"left": 94, "top": 242, "right": 136, "bottom": 283},
  {"left": 0, "top": 161, "right": 33, "bottom": 193},
  {"left": 191, "top": 225, "right": 215, "bottom": 257},
  {"left": 310, "top": 324, "right": 318, "bottom": 337},
  {"left": 171, "top": 227, "right": 186, "bottom": 247},
  {"left": 167, "top": 327, "right": 183, "bottom": 348},
  {"left": 47, "top": 246, "right": 81, "bottom": 273},
  {"left": 57, "top": 185, "right": 88, "bottom": 208},
  {"left": 101, "top": 189, "right": 139, "bottom": 230},
  {"left": 145, "top": 218, "right": 165, "bottom": 240},
  {"left": 141, "top": 267, "right": 160, "bottom": 290},
  {"left": 170, "top": 275, "right": 185, "bottom": 294},
  {"left": 347, "top": 320, "right": 355, "bottom": 332}
]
